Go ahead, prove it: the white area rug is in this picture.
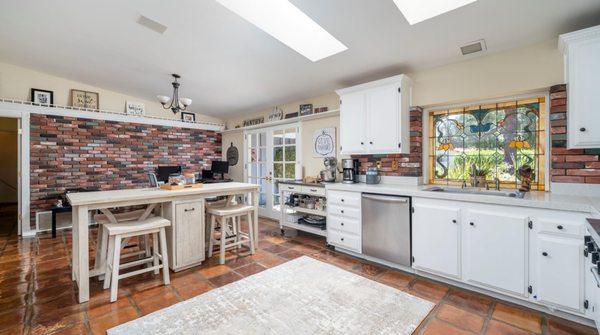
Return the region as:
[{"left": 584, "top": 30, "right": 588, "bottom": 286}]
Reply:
[{"left": 108, "top": 256, "right": 434, "bottom": 335}]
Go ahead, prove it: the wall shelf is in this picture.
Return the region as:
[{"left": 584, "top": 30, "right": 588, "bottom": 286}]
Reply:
[{"left": 222, "top": 109, "right": 339, "bottom": 134}]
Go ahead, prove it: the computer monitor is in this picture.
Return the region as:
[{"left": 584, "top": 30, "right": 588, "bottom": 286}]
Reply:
[
  {"left": 211, "top": 161, "right": 229, "bottom": 179},
  {"left": 156, "top": 165, "right": 182, "bottom": 183}
]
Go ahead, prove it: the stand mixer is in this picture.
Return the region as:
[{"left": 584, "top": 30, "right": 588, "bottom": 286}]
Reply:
[{"left": 320, "top": 157, "right": 337, "bottom": 182}]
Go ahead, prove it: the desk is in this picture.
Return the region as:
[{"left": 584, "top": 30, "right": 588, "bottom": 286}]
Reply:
[{"left": 67, "top": 182, "right": 259, "bottom": 303}]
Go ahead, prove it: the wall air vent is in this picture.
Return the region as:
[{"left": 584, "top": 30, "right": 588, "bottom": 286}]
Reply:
[
  {"left": 137, "top": 15, "right": 168, "bottom": 34},
  {"left": 460, "top": 39, "right": 486, "bottom": 55}
]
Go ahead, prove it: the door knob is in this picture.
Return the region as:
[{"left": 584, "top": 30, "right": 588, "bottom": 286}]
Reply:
[
  {"left": 452, "top": 219, "right": 457, "bottom": 223},
  {"left": 580, "top": 127, "right": 587, "bottom": 132},
  {"left": 542, "top": 252, "right": 548, "bottom": 256},
  {"left": 556, "top": 225, "right": 563, "bottom": 230},
  {"left": 469, "top": 222, "right": 474, "bottom": 226}
]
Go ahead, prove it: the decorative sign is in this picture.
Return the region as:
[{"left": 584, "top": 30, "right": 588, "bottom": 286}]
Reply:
[
  {"left": 226, "top": 143, "right": 239, "bottom": 166},
  {"left": 267, "top": 107, "right": 283, "bottom": 122},
  {"left": 299, "top": 103, "right": 313, "bottom": 116},
  {"left": 70, "top": 89, "right": 99, "bottom": 109},
  {"left": 181, "top": 112, "right": 196, "bottom": 122},
  {"left": 243, "top": 117, "right": 264, "bottom": 127},
  {"left": 30, "top": 88, "right": 54, "bottom": 105},
  {"left": 125, "top": 101, "right": 146, "bottom": 116},
  {"left": 313, "top": 127, "right": 336, "bottom": 157}
]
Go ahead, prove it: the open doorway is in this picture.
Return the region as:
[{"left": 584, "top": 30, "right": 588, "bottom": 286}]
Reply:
[{"left": 0, "top": 117, "right": 18, "bottom": 235}]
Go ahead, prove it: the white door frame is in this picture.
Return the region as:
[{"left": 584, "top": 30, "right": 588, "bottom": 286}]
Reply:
[{"left": 243, "top": 123, "right": 302, "bottom": 219}]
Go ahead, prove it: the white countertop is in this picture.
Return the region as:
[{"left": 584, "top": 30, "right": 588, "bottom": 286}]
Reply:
[
  {"left": 67, "top": 182, "right": 259, "bottom": 206},
  {"left": 326, "top": 183, "right": 600, "bottom": 214}
]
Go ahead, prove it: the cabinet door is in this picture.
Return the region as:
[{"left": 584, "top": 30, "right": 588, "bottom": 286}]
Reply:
[
  {"left": 464, "top": 210, "right": 529, "bottom": 296},
  {"left": 534, "top": 234, "right": 583, "bottom": 312},
  {"left": 567, "top": 37, "right": 600, "bottom": 148},
  {"left": 366, "top": 84, "right": 399, "bottom": 154},
  {"left": 339, "top": 91, "right": 367, "bottom": 154},
  {"left": 174, "top": 201, "right": 205, "bottom": 268},
  {"left": 412, "top": 203, "right": 461, "bottom": 279}
]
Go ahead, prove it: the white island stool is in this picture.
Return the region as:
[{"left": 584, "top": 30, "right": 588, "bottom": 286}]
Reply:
[
  {"left": 103, "top": 216, "right": 171, "bottom": 302},
  {"left": 207, "top": 204, "right": 255, "bottom": 265}
]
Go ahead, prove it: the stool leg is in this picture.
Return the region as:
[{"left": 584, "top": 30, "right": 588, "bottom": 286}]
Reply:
[
  {"left": 110, "top": 235, "right": 122, "bottom": 302},
  {"left": 236, "top": 216, "right": 242, "bottom": 249},
  {"left": 103, "top": 235, "right": 115, "bottom": 290},
  {"left": 219, "top": 217, "right": 227, "bottom": 265},
  {"left": 144, "top": 235, "right": 152, "bottom": 258},
  {"left": 159, "top": 227, "right": 170, "bottom": 285},
  {"left": 208, "top": 215, "right": 216, "bottom": 258},
  {"left": 247, "top": 212, "right": 255, "bottom": 254},
  {"left": 95, "top": 226, "right": 108, "bottom": 281},
  {"left": 152, "top": 232, "right": 160, "bottom": 275}
]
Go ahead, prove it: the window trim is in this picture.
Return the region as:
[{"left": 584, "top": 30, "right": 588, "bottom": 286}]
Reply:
[{"left": 422, "top": 92, "right": 550, "bottom": 191}]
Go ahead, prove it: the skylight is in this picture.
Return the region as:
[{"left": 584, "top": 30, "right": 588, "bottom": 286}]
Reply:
[
  {"left": 215, "top": 0, "right": 347, "bottom": 62},
  {"left": 392, "top": 0, "right": 477, "bottom": 25}
]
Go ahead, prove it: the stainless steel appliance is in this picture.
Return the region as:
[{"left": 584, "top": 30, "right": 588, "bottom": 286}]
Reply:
[
  {"left": 362, "top": 193, "right": 411, "bottom": 267},
  {"left": 320, "top": 157, "right": 337, "bottom": 182},
  {"left": 342, "top": 159, "right": 359, "bottom": 184},
  {"left": 365, "top": 167, "right": 381, "bottom": 184}
]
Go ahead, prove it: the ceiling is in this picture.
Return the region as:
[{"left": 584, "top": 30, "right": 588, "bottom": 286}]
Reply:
[{"left": 1, "top": 0, "right": 599, "bottom": 119}]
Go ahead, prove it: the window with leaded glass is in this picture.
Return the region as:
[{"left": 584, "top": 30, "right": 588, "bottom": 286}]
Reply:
[{"left": 428, "top": 97, "right": 546, "bottom": 190}]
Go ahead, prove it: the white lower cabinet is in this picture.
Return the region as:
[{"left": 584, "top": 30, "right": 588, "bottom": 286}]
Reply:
[
  {"left": 412, "top": 202, "right": 461, "bottom": 279},
  {"left": 327, "top": 190, "right": 362, "bottom": 253},
  {"left": 463, "top": 210, "right": 529, "bottom": 297},
  {"left": 163, "top": 200, "right": 206, "bottom": 271}
]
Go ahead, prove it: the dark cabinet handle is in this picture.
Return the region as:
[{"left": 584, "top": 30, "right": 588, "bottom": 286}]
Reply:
[
  {"left": 369, "top": 141, "right": 373, "bottom": 145},
  {"left": 289, "top": 187, "right": 295, "bottom": 190},
  {"left": 310, "top": 189, "right": 317, "bottom": 192},
  {"left": 580, "top": 127, "right": 587, "bottom": 132},
  {"left": 360, "top": 142, "right": 364, "bottom": 145},
  {"left": 341, "top": 222, "right": 344, "bottom": 226},
  {"left": 341, "top": 237, "right": 344, "bottom": 241},
  {"left": 557, "top": 225, "right": 563, "bottom": 230},
  {"left": 184, "top": 208, "right": 195, "bottom": 212},
  {"left": 341, "top": 209, "right": 344, "bottom": 213},
  {"left": 341, "top": 199, "right": 344, "bottom": 202},
  {"left": 542, "top": 252, "right": 548, "bottom": 256},
  {"left": 469, "top": 222, "right": 474, "bottom": 226},
  {"left": 452, "top": 219, "right": 457, "bottom": 223}
]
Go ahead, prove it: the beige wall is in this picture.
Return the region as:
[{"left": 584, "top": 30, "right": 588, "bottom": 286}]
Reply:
[
  {"left": 222, "top": 130, "right": 245, "bottom": 182},
  {"left": 0, "top": 117, "right": 18, "bottom": 203},
  {"left": 0, "top": 61, "right": 223, "bottom": 124},
  {"left": 222, "top": 39, "right": 564, "bottom": 181}
]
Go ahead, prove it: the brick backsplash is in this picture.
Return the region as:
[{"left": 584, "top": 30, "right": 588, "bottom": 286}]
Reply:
[
  {"left": 550, "top": 84, "right": 600, "bottom": 184},
  {"left": 29, "top": 114, "right": 221, "bottom": 228},
  {"left": 352, "top": 107, "right": 423, "bottom": 177}
]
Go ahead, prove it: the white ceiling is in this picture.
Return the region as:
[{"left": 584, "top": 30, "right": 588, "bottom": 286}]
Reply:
[{"left": 1, "top": 0, "right": 599, "bottom": 119}]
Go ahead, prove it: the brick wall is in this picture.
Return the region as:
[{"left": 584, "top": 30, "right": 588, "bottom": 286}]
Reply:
[
  {"left": 550, "top": 84, "right": 600, "bottom": 184},
  {"left": 352, "top": 107, "right": 423, "bottom": 177},
  {"left": 30, "top": 114, "right": 221, "bottom": 227}
]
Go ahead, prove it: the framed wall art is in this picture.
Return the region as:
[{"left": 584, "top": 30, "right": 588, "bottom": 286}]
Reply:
[
  {"left": 30, "top": 88, "right": 54, "bottom": 105},
  {"left": 70, "top": 89, "right": 99, "bottom": 109},
  {"left": 181, "top": 112, "right": 196, "bottom": 122},
  {"left": 299, "top": 103, "right": 313, "bottom": 116},
  {"left": 125, "top": 101, "right": 146, "bottom": 116}
]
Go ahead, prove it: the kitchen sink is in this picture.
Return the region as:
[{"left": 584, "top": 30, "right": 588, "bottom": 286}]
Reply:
[{"left": 424, "top": 186, "right": 525, "bottom": 198}]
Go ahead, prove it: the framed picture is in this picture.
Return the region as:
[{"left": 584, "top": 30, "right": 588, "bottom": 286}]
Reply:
[
  {"left": 313, "top": 127, "right": 336, "bottom": 157},
  {"left": 70, "top": 89, "right": 99, "bottom": 109},
  {"left": 30, "top": 88, "right": 53, "bottom": 105},
  {"left": 299, "top": 103, "right": 313, "bottom": 116},
  {"left": 284, "top": 112, "right": 298, "bottom": 119},
  {"left": 125, "top": 101, "right": 145, "bottom": 116},
  {"left": 315, "top": 106, "right": 329, "bottom": 114},
  {"left": 181, "top": 112, "right": 196, "bottom": 122}
]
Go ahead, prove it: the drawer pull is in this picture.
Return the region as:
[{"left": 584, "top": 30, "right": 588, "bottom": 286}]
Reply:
[
  {"left": 341, "top": 222, "right": 344, "bottom": 226},
  {"left": 341, "top": 198, "right": 345, "bottom": 202},
  {"left": 341, "top": 237, "right": 344, "bottom": 241},
  {"left": 580, "top": 127, "right": 587, "bottom": 132},
  {"left": 341, "top": 209, "right": 344, "bottom": 214},
  {"left": 469, "top": 222, "right": 474, "bottom": 226},
  {"left": 557, "top": 225, "right": 564, "bottom": 230},
  {"left": 310, "top": 189, "right": 317, "bottom": 192},
  {"left": 184, "top": 208, "right": 195, "bottom": 212},
  {"left": 542, "top": 252, "right": 548, "bottom": 257},
  {"left": 289, "top": 187, "right": 295, "bottom": 190}
]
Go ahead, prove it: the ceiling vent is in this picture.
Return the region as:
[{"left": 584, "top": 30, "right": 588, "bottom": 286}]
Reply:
[
  {"left": 137, "top": 15, "right": 168, "bottom": 34},
  {"left": 460, "top": 39, "right": 486, "bottom": 55}
]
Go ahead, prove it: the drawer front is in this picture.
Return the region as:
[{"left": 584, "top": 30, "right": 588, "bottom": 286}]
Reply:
[
  {"left": 328, "top": 190, "right": 361, "bottom": 207},
  {"left": 328, "top": 230, "right": 361, "bottom": 253},
  {"left": 280, "top": 184, "right": 301, "bottom": 192},
  {"left": 328, "top": 205, "right": 360, "bottom": 220},
  {"left": 301, "top": 186, "right": 326, "bottom": 196},
  {"left": 327, "top": 215, "right": 360, "bottom": 235},
  {"left": 536, "top": 218, "right": 584, "bottom": 237}
]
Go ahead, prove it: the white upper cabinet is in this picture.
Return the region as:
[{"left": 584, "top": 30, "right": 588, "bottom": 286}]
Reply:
[
  {"left": 336, "top": 75, "right": 412, "bottom": 155},
  {"left": 559, "top": 25, "right": 600, "bottom": 149}
]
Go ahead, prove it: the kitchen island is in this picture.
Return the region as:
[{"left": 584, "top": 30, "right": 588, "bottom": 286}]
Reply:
[{"left": 67, "top": 182, "right": 259, "bottom": 303}]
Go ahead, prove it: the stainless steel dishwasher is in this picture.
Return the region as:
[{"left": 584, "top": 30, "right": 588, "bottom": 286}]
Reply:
[{"left": 362, "top": 193, "right": 411, "bottom": 267}]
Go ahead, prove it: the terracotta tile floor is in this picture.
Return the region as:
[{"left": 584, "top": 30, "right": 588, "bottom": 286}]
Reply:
[{"left": 0, "top": 205, "right": 596, "bottom": 335}]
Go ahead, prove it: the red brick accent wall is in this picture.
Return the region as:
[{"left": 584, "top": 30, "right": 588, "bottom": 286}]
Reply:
[
  {"left": 550, "top": 84, "right": 600, "bottom": 184},
  {"left": 30, "top": 114, "right": 222, "bottom": 227},
  {"left": 352, "top": 107, "right": 423, "bottom": 177}
]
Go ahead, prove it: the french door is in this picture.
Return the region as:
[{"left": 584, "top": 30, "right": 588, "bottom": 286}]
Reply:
[{"left": 244, "top": 125, "right": 300, "bottom": 219}]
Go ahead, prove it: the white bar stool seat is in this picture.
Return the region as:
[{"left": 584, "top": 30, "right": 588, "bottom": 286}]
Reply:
[
  {"left": 103, "top": 216, "right": 171, "bottom": 302},
  {"left": 207, "top": 204, "right": 255, "bottom": 265}
]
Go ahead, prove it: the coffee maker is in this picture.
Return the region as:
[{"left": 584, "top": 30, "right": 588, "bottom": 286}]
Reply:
[{"left": 342, "top": 159, "right": 359, "bottom": 184}]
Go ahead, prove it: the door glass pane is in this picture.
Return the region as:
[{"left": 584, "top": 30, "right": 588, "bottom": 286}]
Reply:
[
  {"left": 250, "top": 148, "right": 257, "bottom": 162},
  {"left": 285, "top": 146, "right": 296, "bottom": 161},
  {"left": 250, "top": 163, "right": 257, "bottom": 177},
  {"left": 250, "top": 134, "right": 257, "bottom": 147},
  {"left": 259, "top": 178, "right": 266, "bottom": 193},
  {"left": 285, "top": 129, "right": 296, "bottom": 144},
  {"left": 259, "top": 163, "right": 266, "bottom": 179},
  {"left": 259, "top": 193, "right": 266, "bottom": 207},
  {"left": 259, "top": 148, "right": 266, "bottom": 162},
  {"left": 274, "top": 163, "right": 283, "bottom": 178},
  {"left": 259, "top": 132, "right": 266, "bottom": 146},
  {"left": 274, "top": 130, "right": 284, "bottom": 145},
  {"left": 273, "top": 147, "right": 283, "bottom": 162},
  {"left": 284, "top": 163, "right": 295, "bottom": 179}
]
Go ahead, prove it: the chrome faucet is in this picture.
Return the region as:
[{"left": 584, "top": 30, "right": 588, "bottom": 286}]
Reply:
[
  {"left": 461, "top": 180, "right": 467, "bottom": 189},
  {"left": 493, "top": 177, "right": 501, "bottom": 191}
]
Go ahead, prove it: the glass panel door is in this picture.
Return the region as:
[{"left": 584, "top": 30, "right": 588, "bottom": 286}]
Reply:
[
  {"left": 245, "top": 131, "right": 267, "bottom": 213},
  {"left": 272, "top": 127, "right": 298, "bottom": 213}
]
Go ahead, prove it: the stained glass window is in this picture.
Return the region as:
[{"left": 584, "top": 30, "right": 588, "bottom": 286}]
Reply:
[{"left": 428, "top": 97, "right": 546, "bottom": 190}]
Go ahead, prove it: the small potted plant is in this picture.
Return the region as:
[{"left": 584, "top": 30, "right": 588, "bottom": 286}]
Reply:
[{"left": 470, "top": 165, "right": 490, "bottom": 188}]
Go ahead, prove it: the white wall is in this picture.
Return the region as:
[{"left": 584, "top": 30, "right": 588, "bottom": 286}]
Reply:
[
  {"left": 222, "top": 39, "right": 564, "bottom": 181},
  {"left": 0, "top": 61, "right": 224, "bottom": 124}
]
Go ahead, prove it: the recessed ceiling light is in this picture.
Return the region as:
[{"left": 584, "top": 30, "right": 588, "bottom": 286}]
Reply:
[
  {"left": 392, "top": 0, "right": 477, "bottom": 25},
  {"left": 215, "top": 0, "right": 347, "bottom": 62}
]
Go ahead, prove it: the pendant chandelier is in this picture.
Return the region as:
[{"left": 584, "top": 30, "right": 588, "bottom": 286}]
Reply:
[{"left": 157, "top": 74, "right": 192, "bottom": 114}]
